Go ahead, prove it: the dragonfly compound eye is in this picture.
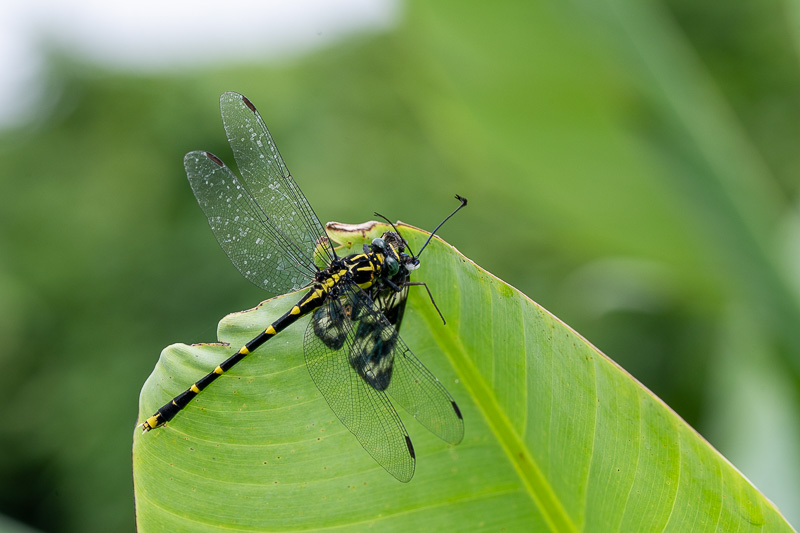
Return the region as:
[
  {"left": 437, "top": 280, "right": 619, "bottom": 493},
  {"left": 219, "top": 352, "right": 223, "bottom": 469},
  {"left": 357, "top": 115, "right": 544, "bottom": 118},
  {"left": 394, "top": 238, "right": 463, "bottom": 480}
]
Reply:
[
  {"left": 371, "top": 237, "right": 386, "bottom": 251},
  {"left": 384, "top": 255, "right": 400, "bottom": 276}
]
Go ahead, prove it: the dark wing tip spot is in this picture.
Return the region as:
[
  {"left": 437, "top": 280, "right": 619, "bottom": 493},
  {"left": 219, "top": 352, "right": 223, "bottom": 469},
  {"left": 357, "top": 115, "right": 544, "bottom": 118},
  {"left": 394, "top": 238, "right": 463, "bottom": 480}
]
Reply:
[
  {"left": 205, "top": 152, "right": 224, "bottom": 167},
  {"left": 242, "top": 95, "right": 257, "bottom": 113},
  {"left": 452, "top": 401, "right": 463, "bottom": 419},
  {"left": 405, "top": 436, "right": 415, "bottom": 459}
]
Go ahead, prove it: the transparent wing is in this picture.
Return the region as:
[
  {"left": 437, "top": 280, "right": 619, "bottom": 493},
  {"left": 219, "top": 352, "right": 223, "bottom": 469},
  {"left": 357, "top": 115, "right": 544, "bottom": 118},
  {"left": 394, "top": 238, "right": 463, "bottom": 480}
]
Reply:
[
  {"left": 185, "top": 150, "right": 316, "bottom": 294},
  {"left": 370, "top": 284, "right": 408, "bottom": 331},
  {"left": 352, "top": 287, "right": 465, "bottom": 446},
  {"left": 304, "top": 284, "right": 415, "bottom": 482},
  {"left": 220, "top": 92, "right": 336, "bottom": 270},
  {"left": 384, "top": 334, "right": 464, "bottom": 445}
]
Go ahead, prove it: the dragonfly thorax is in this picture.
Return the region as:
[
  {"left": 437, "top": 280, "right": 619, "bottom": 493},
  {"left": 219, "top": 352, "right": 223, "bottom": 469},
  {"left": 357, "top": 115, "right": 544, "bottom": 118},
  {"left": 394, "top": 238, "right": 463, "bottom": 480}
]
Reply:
[{"left": 338, "top": 246, "right": 392, "bottom": 291}]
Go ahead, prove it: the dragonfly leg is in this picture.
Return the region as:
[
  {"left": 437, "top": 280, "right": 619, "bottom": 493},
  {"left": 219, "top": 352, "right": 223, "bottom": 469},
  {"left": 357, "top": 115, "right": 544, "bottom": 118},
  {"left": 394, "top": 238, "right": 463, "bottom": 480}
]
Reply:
[{"left": 404, "top": 281, "right": 446, "bottom": 325}]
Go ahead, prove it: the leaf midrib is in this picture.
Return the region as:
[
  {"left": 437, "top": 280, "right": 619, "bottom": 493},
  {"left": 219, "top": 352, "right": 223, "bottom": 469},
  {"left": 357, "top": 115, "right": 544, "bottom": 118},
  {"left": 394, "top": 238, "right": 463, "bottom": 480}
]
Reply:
[{"left": 420, "top": 259, "right": 576, "bottom": 532}]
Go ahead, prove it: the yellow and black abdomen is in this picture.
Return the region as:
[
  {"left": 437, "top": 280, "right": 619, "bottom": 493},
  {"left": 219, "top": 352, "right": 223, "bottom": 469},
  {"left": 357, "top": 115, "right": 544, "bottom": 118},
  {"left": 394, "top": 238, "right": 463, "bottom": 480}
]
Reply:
[
  {"left": 141, "top": 254, "right": 384, "bottom": 433},
  {"left": 142, "top": 277, "right": 334, "bottom": 431}
]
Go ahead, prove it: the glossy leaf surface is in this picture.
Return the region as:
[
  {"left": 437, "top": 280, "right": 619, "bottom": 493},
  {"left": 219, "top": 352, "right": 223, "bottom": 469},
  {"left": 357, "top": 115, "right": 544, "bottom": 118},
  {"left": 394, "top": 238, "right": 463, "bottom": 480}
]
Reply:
[{"left": 133, "top": 223, "right": 791, "bottom": 531}]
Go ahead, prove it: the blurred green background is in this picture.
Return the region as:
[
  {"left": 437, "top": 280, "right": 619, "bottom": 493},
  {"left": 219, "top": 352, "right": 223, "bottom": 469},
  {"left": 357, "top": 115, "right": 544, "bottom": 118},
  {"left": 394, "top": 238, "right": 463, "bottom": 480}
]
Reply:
[{"left": 2, "top": 0, "right": 799, "bottom": 531}]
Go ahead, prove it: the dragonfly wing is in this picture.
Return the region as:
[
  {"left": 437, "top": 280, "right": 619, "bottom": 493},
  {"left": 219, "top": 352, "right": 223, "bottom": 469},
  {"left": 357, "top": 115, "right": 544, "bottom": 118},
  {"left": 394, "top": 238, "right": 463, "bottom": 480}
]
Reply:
[
  {"left": 370, "top": 284, "right": 408, "bottom": 331},
  {"left": 220, "top": 92, "right": 336, "bottom": 270},
  {"left": 383, "top": 330, "right": 465, "bottom": 445},
  {"left": 304, "top": 284, "right": 415, "bottom": 482},
  {"left": 185, "top": 150, "right": 316, "bottom": 294},
  {"left": 352, "top": 288, "right": 465, "bottom": 446}
]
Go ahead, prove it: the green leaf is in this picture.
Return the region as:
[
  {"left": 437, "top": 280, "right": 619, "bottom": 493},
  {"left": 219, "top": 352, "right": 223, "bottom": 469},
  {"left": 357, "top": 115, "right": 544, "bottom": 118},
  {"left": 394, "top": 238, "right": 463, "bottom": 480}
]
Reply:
[{"left": 133, "top": 223, "right": 792, "bottom": 531}]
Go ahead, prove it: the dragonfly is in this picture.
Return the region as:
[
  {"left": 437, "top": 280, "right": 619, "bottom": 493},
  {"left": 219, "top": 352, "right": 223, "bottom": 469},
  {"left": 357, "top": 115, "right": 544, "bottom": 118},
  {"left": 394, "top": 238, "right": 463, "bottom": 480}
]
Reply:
[{"left": 141, "top": 92, "right": 466, "bottom": 482}]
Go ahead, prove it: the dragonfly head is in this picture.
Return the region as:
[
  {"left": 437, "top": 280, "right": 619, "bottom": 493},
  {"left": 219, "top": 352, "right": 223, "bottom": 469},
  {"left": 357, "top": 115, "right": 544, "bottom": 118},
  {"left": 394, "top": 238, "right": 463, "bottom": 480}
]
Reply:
[
  {"left": 371, "top": 232, "right": 419, "bottom": 278},
  {"left": 371, "top": 195, "right": 466, "bottom": 280}
]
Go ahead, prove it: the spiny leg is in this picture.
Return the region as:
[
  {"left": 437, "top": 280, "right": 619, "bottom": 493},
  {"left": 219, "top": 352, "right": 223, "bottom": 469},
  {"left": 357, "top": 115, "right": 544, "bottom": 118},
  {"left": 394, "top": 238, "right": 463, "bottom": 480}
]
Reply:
[{"left": 404, "top": 281, "right": 446, "bottom": 325}]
